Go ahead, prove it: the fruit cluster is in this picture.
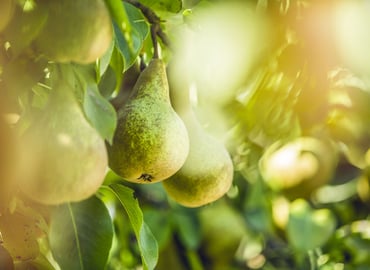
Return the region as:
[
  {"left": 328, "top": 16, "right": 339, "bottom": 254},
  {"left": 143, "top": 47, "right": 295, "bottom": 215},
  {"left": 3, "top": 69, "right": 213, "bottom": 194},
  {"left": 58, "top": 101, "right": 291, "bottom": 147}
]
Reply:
[
  {"left": 1, "top": 0, "right": 233, "bottom": 209},
  {"left": 0, "top": 0, "right": 235, "bottom": 266}
]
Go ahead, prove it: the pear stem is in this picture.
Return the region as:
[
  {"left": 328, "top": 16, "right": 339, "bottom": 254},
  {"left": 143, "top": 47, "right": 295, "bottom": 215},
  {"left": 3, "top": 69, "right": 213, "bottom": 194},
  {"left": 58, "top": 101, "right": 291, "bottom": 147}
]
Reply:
[{"left": 151, "top": 24, "right": 159, "bottom": 59}]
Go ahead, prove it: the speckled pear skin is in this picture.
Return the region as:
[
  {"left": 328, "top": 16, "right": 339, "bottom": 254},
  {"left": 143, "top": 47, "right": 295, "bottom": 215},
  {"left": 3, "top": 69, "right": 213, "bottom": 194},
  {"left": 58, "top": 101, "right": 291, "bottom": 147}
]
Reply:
[{"left": 107, "top": 59, "right": 189, "bottom": 183}]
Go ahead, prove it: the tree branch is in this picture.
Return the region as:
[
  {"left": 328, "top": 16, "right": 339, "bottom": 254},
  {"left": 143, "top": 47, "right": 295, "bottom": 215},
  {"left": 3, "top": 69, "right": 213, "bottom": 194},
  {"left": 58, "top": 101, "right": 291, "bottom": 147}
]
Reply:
[{"left": 123, "top": 0, "right": 171, "bottom": 48}]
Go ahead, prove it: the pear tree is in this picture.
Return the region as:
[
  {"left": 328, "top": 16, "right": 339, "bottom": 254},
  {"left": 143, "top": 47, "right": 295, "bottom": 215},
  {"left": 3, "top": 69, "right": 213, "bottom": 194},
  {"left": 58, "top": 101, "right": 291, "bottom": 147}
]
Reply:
[{"left": 1, "top": 0, "right": 370, "bottom": 269}]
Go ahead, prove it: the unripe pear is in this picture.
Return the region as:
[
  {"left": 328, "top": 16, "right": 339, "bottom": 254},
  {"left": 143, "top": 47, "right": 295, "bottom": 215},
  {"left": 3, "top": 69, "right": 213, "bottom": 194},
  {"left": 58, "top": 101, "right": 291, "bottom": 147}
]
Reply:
[
  {"left": 162, "top": 64, "right": 234, "bottom": 207},
  {"left": 33, "top": 0, "right": 112, "bottom": 64},
  {"left": 107, "top": 59, "right": 189, "bottom": 183},
  {"left": 19, "top": 82, "right": 108, "bottom": 205}
]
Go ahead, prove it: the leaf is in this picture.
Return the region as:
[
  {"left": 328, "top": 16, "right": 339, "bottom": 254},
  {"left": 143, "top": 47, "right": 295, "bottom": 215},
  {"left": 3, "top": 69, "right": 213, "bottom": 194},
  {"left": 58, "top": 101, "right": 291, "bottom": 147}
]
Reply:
[
  {"left": 97, "top": 42, "right": 115, "bottom": 80},
  {"left": 139, "top": 0, "right": 182, "bottom": 14},
  {"left": 112, "top": 22, "right": 133, "bottom": 68},
  {"left": 98, "top": 65, "right": 118, "bottom": 98},
  {"left": 104, "top": 0, "right": 129, "bottom": 30},
  {"left": 49, "top": 196, "right": 113, "bottom": 270},
  {"left": 287, "top": 199, "right": 337, "bottom": 251},
  {"left": 109, "top": 183, "right": 159, "bottom": 270},
  {"left": 83, "top": 83, "right": 117, "bottom": 143},
  {"left": 113, "top": 2, "right": 149, "bottom": 70}
]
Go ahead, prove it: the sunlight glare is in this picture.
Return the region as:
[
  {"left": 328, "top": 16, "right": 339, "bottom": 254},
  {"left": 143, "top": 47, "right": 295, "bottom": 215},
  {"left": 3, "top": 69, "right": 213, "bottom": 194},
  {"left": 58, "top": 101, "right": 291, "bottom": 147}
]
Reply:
[{"left": 334, "top": 1, "right": 370, "bottom": 74}]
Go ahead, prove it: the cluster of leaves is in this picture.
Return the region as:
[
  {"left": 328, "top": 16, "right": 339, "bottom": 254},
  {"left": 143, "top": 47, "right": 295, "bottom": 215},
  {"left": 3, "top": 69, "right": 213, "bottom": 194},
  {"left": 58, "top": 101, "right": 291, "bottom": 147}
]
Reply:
[{"left": 1, "top": 0, "right": 370, "bottom": 270}]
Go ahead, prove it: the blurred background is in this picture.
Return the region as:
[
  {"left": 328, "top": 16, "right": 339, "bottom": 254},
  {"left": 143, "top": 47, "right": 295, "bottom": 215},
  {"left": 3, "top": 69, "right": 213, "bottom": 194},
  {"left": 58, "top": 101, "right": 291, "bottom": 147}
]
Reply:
[{"left": 105, "top": 0, "right": 370, "bottom": 269}]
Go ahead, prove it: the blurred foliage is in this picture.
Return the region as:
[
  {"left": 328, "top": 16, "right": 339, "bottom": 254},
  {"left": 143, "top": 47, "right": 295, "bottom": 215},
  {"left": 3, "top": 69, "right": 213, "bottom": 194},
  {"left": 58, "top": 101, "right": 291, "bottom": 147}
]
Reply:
[{"left": 1, "top": 0, "right": 370, "bottom": 269}]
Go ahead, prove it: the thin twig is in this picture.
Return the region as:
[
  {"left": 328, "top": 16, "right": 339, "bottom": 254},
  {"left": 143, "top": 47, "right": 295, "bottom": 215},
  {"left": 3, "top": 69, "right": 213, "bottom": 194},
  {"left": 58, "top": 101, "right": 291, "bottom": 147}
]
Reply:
[
  {"left": 123, "top": 0, "right": 171, "bottom": 48},
  {"left": 151, "top": 24, "right": 159, "bottom": 59}
]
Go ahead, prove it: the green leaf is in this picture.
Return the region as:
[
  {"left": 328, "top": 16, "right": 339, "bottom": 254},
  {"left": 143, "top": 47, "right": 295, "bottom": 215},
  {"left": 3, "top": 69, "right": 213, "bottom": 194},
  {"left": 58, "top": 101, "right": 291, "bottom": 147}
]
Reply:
[
  {"left": 98, "top": 65, "right": 118, "bottom": 98},
  {"left": 139, "top": 0, "right": 182, "bottom": 14},
  {"left": 97, "top": 42, "right": 115, "bottom": 80},
  {"left": 287, "top": 199, "right": 337, "bottom": 251},
  {"left": 49, "top": 196, "right": 114, "bottom": 270},
  {"left": 112, "top": 22, "right": 133, "bottom": 68},
  {"left": 109, "top": 183, "right": 159, "bottom": 270},
  {"left": 104, "top": 0, "right": 129, "bottom": 30},
  {"left": 113, "top": 2, "right": 149, "bottom": 69},
  {"left": 83, "top": 83, "right": 117, "bottom": 143}
]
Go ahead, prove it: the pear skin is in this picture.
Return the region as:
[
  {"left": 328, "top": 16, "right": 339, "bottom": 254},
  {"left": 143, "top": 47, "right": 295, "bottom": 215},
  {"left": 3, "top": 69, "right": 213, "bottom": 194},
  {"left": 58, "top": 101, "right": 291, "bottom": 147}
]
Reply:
[
  {"left": 107, "top": 59, "right": 189, "bottom": 183},
  {"left": 0, "top": 108, "right": 19, "bottom": 213},
  {"left": 162, "top": 64, "right": 233, "bottom": 207},
  {"left": 19, "top": 85, "right": 108, "bottom": 205}
]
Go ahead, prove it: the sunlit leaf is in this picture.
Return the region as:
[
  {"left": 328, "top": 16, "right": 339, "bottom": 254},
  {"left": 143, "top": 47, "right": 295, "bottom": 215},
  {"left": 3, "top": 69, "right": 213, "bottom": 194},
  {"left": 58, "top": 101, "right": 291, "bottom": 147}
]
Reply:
[
  {"left": 109, "top": 183, "right": 159, "bottom": 270},
  {"left": 104, "top": 0, "right": 129, "bottom": 30},
  {"left": 49, "top": 196, "right": 113, "bottom": 270}
]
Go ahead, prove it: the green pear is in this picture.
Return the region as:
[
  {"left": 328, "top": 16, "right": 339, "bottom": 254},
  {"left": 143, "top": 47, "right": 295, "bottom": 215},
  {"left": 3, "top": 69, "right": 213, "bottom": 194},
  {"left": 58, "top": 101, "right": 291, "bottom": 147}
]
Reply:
[
  {"left": 162, "top": 66, "right": 234, "bottom": 207},
  {"left": 33, "top": 0, "right": 112, "bottom": 64},
  {"left": 107, "top": 59, "right": 189, "bottom": 183},
  {"left": 260, "top": 137, "right": 338, "bottom": 199},
  {"left": 199, "top": 200, "right": 248, "bottom": 265},
  {"left": 0, "top": 245, "right": 14, "bottom": 270},
  {"left": 19, "top": 82, "right": 108, "bottom": 205}
]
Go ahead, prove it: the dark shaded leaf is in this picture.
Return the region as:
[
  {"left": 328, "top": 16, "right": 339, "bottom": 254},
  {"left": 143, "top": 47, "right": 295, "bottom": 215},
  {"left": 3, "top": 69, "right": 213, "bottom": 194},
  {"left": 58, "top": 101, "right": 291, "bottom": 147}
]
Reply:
[{"left": 49, "top": 196, "right": 113, "bottom": 270}]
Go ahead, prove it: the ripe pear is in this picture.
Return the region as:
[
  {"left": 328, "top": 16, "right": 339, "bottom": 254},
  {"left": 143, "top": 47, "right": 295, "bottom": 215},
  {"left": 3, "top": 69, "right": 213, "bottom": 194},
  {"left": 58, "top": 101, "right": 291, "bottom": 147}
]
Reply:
[
  {"left": 0, "top": 211, "right": 40, "bottom": 261},
  {"left": 162, "top": 68, "right": 234, "bottom": 207},
  {"left": 107, "top": 59, "right": 189, "bottom": 183},
  {"left": 19, "top": 83, "right": 108, "bottom": 205}
]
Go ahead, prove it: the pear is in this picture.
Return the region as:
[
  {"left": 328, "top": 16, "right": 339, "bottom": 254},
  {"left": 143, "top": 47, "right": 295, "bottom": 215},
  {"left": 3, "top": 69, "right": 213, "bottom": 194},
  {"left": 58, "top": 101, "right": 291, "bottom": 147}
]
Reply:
[
  {"left": 162, "top": 66, "right": 234, "bottom": 208},
  {"left": 107, "top": 59, "right": 189, "bottom": 183},
  {"left": 0, "top": 0, "right": 14, "bottom": 32},
  {"left": 0, "top": 99, "right": 19, "bottom": 213},
  {"left": 19, "top": 82, "right": 108, "bottom": 205}
]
